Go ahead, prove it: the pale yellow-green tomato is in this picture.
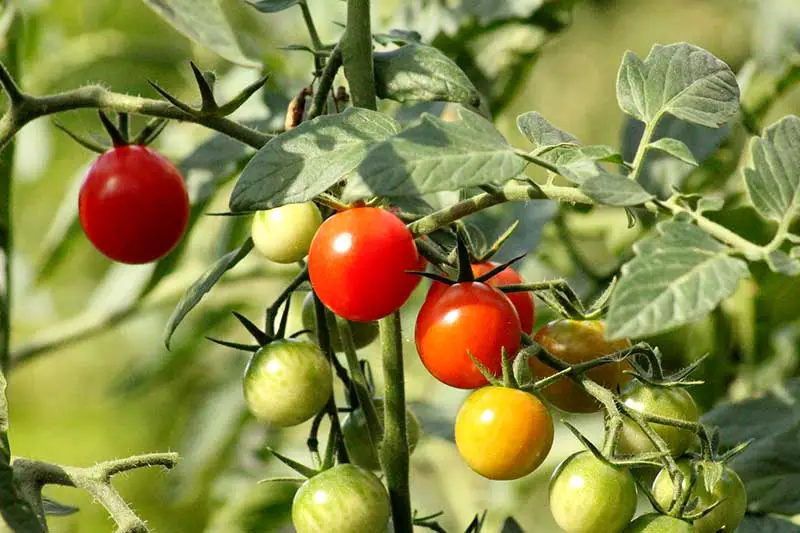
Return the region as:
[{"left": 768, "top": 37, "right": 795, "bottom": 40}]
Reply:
[
  {"left": 251, "top": 202, "right": 322, "bottom": 264},
  {"left": 623, "top": 514, "right": 694, "bottom": 533},
  {"left": 652, "top": 461, "right": 747, "bottom": 533}
]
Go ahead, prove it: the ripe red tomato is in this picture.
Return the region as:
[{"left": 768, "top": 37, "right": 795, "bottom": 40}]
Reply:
[
  {"left": 416, "top": 282, "right": 521, "bottom": 389},
  {"left": 471, "top": 262, "right": 534, "bottom": 333},
  {"left": 455, "top": 386, "right": 553, "bottom": 480},
  {"left": 79, "top": 145, "right": 190, "bottom": 264},
  {"left": 308, "top": 208, "right": 424, "bottom": 322},
  {"left": 532, "top": 320, "right": 632, "bottom": 413}
]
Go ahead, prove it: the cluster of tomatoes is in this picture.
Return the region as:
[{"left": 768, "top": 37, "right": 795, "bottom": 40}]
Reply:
[{"left": 76, "top": 141, "right": 746, "bottom": 532}]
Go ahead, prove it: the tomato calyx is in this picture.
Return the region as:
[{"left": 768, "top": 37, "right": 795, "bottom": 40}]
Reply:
[
  {"left": 206, "top": 295, "right": 306, "bottom": 353},
  {"left": 408, "top": 232, "right": 526, "bottom": 286},
  {"left": 57, "top": 110, "right": 171, "bottom": 154}
]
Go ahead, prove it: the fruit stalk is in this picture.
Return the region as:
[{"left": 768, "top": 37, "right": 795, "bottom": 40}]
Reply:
[{"left": 379, "top": 311, "right": 413, "bottom": 533}]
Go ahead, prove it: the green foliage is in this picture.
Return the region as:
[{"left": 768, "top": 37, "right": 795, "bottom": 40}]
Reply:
[
  {"left": 142, "top": 0, "right": 258, "bottom": 67},
  {"left": 342, "top": 107, "right": 525, "bottom": 199},
  {"left": 230, "top": 109, "right": 400, "bottom": 211},
  {"left": 607, "top": 220, "right": 750, "bottom": 339},
  {"left": 616, "top": 43, "right": 740, "bottom": 128},
  {"left": 374, "top": 44, "right": 481, "bottom": 107},
  {"left": 163, "top": 238, "right": 254, "bottom": 348}
]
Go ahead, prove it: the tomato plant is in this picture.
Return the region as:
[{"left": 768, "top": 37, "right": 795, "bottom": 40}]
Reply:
[
  {"left": 622, "top": 515, "right": 693, "bottom": 533},
  {"left": 242, "top": 339, "right": 332, "bottom": 427},
  {"left": 548, "top": 451, "right": 637, "bottom": 533},
  {"left": 470, "top": 262, "right": 535, "bottom": 333},
  {"left": 454, "top": 386, "right": 553, "bottom": 480},
  {"left": 616, "top": 384, "right": 700, "bottom": 457},
  {"left": 291, "top": 464, "right": 391, "bottom": 533},
  {"left": 7, "top": 2, "right": 800, "bottom": 532},
  {"left": 652, "top": 461, "right": 747, "bottom": 533},
  {"left": 78, "top": 145, "right": 189, "bottom": 264},
  {"left": 251, "top": 202, "right": 322, "bottom": 264},
  {"left": 301, "top": 292, "right": 378, "bottom": 351},
  {"left": 308, "top": 207, "right": 424, "bottom": 322},
  {"left": 341, "top": 399, "right": 421, "bottom": 470},
  {"left": 416, "top": 282, "right": 521, "bottom": 389},
  {"left": 532, "top": 320, "right": 631, "bottom": 412}
]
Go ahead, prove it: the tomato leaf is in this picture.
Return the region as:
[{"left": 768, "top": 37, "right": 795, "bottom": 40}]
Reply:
[
  {"left": 342, "top": 106, "right": 526, "bottom": 199},
  {"left": 606, "top": 220, "right": 750, "bottom": 339},
  {"left": 745, "top": 115, "right": 800, "bottom": 226},
  {"left": 163, "top": 238, "right": 254, "bottom": 349},
  {"left": 647, "top": 138, "right": 698, "bottom": 166},
  {"left": 230, "top": 109, "right": 401, "bottom": 211},
  {"left": 516, "top": 111, "right": 578, "bottom": 148},
  {"left": 730, "top": 426, "right": 800, "bottom": 515},
  {"left": 246, "top": 0, "right": 298, "bottom": 13},
  {"left": 41, "top": 498, "right": 79, "bottom": 517},
  {"left": 616, "top": 43, "right": 740, "bottom": 128},
  {"left": 703, "top": 379, "right": 800, "bottom": 445},
  {"left": 142, "top": 0, "right": 258, "bottom": 67},
  {"left": 738, "top": 514, "right": 800, "bottom": 533},
  {"left": 374, "top": 44, "right": 482, "bottom": 108},
  {"left": 580, "top": 173, "right": 654, "bottom": 206}
]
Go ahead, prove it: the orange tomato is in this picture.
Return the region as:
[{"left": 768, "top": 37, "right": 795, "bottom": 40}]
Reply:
[
  {"left": 455, "top": 386, "right": 553, "bottom": 480},
  {"left": 532, "top": 320, "right": 631, "bottom": 413}
]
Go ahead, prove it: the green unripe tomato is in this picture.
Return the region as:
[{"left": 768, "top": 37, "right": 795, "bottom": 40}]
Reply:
[
  {"left": 243, "top": 339, "right": 332, "bottom": 426},
  {"left": 301, "top": 292, "right": 379, "bottom": 351},
  {"left": 341, "top": 399, "right": 422, "bottom": 470},
  {"left": 251, "top": 202, "right": 322, "bottom": 264},
  {"left": 292, "top": 464, "right": 390, "bottom": 533},
  {"left": 623, "top": 514, "right": 693, "bottom": 533},
  {"left": 652, "top": 461, "right": 747, "bottom": 533},
  {"left": 616, "top": 384, "right": 700, "bottom": 457},
  {"left": 549, "top": 451, "right": 637, "bottom": 533}
]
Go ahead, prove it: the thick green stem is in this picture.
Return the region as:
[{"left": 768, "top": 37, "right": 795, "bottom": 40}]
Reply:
[
  {"left": 379, "top": 312, "right": 412, "bottom": 533},
  {"left": 341, "top": 0, "right": 377, "bottom": 110},
  {"left": 408, "top": 182, "right": 593, "bottom": 236},
  {"left": 335, "top": 316, "right": 382, "bottom": 447}
]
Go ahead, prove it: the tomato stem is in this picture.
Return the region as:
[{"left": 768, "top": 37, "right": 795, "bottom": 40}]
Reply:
[
  {"left": 335, "top": 316, "right": 383, "bottom": 453},
  {"left": 379, "top": 311, "right": 414, "bottom": 533},
  {"left": 341, "top": 0, "right": 377, "bottom": 111}
]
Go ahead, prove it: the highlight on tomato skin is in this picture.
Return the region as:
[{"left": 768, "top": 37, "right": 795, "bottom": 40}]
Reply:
[
  {"left": 78, "top": 145, "right": 190, "bottom": 264},
  {"left": 415, "top": 281, "right": 521, "bottom": 389},
  {"left": 307, "top": 207, "right": 424, "bottom": 322},
  {"left": 532, "top": 319, "right": 632, "bottom": 413},
  {"left": 454, "top": 386, "right": 554, "bottom": 480}
]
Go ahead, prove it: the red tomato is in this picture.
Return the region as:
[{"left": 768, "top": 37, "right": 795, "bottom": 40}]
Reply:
[
  {"left": 415, "top": 282, "right": 521, "bottom": 389},
  {"left": 472, "top": 262, "right": 534, "bottom": 333},
  {"left": 308, "top": 207, "right": 424, "bottom": 322},
  {"left": 79, "top": 145, "right": 190, "bottom": 264}
]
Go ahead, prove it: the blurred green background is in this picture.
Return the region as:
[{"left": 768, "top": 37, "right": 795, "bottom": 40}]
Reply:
[{"left": 4, "top": 0, "right": 800, "bottom": 532}]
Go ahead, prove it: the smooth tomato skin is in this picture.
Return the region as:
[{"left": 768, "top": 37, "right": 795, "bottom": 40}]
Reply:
[
  {"left": 652, "top": 462, "right": 746, "bottom": 533},
  {"left": 471, "top": 262, "right": 535, "bottom": 333},
  {"left": 342, "top": 399, "right": 421, "bottom": 470},
  {"left": 301, "top": 293, "right": 379, "bottom": 351},
  {"left": 616, "top": 385, "right": 700, "bottom": 457},
  {"left": 532, "top": 320, "right": 632, "bottom": 413},
  {"left": 308, "top": 208, "right": 424, "bottom": 322},
  {"left": 243, "top": 339, "right": 332, "bottom": 427},
  {"left": 455, "top": 387, "right": 553, "bottom": 480},
  {"left": 416, "top": 282, "right": 521, "bottom": 389},
  {"left": 79, "top": 145, "right": 190, "bottom": 264},
  {"left": 251, "top": 202, "right": 322, "bottom": 264},
  {"left": 292, "top": 464, "right": 390, "bottom": 533},
  {"left": 623, "top": 515, "right": 693, "bottom": 533},
  {"left": 549, "top": 451, "right": 637, "bottom": 533}
]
